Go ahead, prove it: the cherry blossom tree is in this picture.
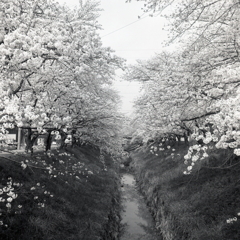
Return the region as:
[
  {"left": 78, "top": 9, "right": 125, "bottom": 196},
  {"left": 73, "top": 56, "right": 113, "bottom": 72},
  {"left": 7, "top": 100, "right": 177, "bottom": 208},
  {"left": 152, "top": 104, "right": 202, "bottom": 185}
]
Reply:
[
  {"left": 126, "top": 0, "right": 240, "bottom": 172},
  {"left": 0, "top": 0, "right": 124, "bottom": 154},
  {"left": 124, "top": 52, "right": 204, "bottom": 143}
]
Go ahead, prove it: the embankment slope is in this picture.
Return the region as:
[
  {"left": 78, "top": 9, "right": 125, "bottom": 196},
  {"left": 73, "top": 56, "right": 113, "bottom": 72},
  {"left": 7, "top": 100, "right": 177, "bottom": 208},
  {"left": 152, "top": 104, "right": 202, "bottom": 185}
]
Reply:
[
  {"left": 130, "top": 144, "right": 240, "bottom": 240},
  {"left": 0, "top": 146, "right": 121, "bottom": 240}
]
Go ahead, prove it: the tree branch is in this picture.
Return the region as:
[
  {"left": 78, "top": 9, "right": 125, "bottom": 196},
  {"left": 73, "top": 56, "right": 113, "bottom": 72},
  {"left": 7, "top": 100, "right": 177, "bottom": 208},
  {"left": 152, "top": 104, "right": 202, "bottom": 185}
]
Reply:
[{"left": 181, "top": 110, "right": 220, "bottom": 122}]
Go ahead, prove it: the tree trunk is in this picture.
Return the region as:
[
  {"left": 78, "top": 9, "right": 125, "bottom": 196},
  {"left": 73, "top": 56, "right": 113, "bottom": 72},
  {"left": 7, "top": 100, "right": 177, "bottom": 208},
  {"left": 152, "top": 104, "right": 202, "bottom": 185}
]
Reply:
[
  {"left": 183, "top": 132, "right": 189, "bottom": 146},
  {"left": 24, "top": 128, "right": 32, "bottom": 154},
  {"left": 176, "top": 135, "right": 181, "bottom": 145},
  {"left": 59, "top": 131, "right": 67, "bottom": 149},
  {"left": 45, "top": 130, "right": 52, "bottom": 152},
  {"left": 169, "top": 134, "right": 176, "bottom": 147},
  {"left": 71, "top": 130, "right": 77, "bottom": 148},
  {"left": 24, "top": 128, "right": 39, "bottom": 155}
]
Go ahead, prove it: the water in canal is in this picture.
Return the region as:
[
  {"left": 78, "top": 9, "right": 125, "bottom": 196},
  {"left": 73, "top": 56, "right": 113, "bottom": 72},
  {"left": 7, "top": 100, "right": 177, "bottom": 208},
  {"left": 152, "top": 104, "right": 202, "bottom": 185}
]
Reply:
[{"left": 120, "top": 173, "right": 162, "bottom": 240}]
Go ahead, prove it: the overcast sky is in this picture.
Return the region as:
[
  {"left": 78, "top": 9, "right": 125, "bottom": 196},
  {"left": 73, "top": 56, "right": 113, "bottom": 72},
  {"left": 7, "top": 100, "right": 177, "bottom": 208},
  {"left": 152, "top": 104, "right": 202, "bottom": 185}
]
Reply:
[
  {"left": 98, "top": 0, "right": 167, "bottom": 63},
  {"left": 57, "top": 0, "right": 167, "bottom": 114}
]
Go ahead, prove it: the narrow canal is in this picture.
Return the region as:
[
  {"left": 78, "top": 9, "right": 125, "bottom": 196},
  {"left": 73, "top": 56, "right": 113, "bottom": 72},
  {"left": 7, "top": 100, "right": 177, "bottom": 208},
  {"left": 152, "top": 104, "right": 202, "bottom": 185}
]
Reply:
[{"left": 120, "top": 173, "right": 162, "bottom": 240}]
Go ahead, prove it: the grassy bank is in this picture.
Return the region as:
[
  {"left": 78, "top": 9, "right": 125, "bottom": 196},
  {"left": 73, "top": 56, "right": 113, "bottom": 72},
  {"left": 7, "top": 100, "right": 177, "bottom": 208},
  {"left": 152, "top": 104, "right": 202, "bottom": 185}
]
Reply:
[
  {"left": 0, "top": 146, "right": 121, "bottom": 240},
  {"left": 130, "top": 143, "right": 240, "bottom": 240}
]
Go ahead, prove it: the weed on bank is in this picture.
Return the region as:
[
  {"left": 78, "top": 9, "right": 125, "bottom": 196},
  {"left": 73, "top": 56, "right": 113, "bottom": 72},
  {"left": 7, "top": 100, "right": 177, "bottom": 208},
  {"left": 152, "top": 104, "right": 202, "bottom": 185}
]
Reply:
[
  {"left": 0, "top": 146, "right": 120, "bottom": 240},
  {"left": 130, "top": 143, "right": 240, "bottom": 240}
]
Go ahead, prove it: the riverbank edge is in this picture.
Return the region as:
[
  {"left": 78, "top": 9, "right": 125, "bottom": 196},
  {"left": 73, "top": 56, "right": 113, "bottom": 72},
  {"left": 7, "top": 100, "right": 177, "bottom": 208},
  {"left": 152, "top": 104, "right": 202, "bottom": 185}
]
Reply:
[
  {"left": 129, "top": 144, "right": 240, "bottom": 240},
  {"left": 128, "top": 171, "right": 177, "bottom": 240},
  {"left": 56, "top": 147, "right": 124, "bottom": 240},
  {"left": 130, "top": 148, "right": 188, "bottom": 240},
  {"left": 101, "top": 173, "right": 122, "bottom": 240}
]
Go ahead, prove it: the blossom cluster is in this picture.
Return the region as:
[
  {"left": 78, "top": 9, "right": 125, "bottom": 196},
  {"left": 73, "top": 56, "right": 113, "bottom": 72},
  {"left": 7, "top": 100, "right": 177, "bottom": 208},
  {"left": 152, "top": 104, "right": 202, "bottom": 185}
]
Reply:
[
  {"left": 226, "top": 212, "right": 240, "bottom": 224},
  {"left": 183, "top": 144, "right": 209, "bottom": 174},
  {"left": 183, "top": 92, "right": 240, "bottom": 173},
  {"left": 18, "top": 150, "right": 96, "bottom": 184},
  {"left": 150, "top": 143, "right": 176, "bottom": 157},
  {"left": 30, "top": 182, "right": 54, "bottom": 208},
  {"left": 0, "top": 177, "right": 22, "bottom": 228},
  {"left": 226, "top": 217, "right": 238, "bottom": 224},
  {"left": 0, "top": 177, "right": 19, "bottom": 208}
]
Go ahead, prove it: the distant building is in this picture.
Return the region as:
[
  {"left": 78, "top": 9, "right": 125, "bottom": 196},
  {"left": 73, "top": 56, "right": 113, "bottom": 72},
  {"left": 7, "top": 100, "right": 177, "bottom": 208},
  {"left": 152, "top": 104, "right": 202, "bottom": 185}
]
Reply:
[{"left": 1, "top": 126, "right": 20, "bottom": 149}]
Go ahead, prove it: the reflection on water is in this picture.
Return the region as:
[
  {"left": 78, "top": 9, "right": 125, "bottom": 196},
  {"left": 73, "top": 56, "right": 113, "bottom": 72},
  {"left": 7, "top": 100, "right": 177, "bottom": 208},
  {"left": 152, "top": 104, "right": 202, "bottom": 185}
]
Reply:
[{"left": 120, "top": 173, "right": 161, "bottom": 240}]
